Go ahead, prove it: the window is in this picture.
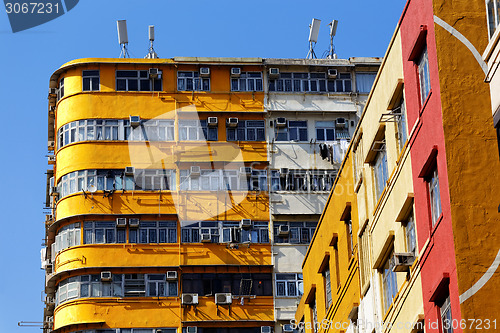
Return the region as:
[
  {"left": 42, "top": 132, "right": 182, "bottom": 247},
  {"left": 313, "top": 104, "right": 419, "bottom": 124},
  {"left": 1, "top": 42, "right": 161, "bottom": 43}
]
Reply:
[
  {"left": 356, "top": 73, "right": 377, "bottom": 93},
  {"left": 226, "top": 120, "right": 265, "bottom": 141},
  {"left": 179, "top": 120, "right": 217, "bottom": 141},
  {"left": 418, "top": 47, "right": 431, "bottom": 104},
  {"left": 116, "top": 70, "right": 162, "bottom": 91},
  {"left": 231, "top": 72, "right": 263, "bottom": 91},
  {"left": 373, "top": 141, "right": 388, "bottom": 201},
  {"left": 358, "top": 225, "right": 371, "bottom": 288},
  {"left": 344, "top": 213, "right": 354, "bottom": 260},
  {"left": 439, "top": 295, "right": 453, "bottom": 333},
  {"left": 73, "top": 329, "right": 177, "bottom": 333},
  {"left": 273, "top": 222, "right": 317, "bottom": 244},
  {"left": 53, "top": 223, "right": 81, "bottom": 254},
  {"left": 275, "top": 273, "right": 303, "bottom": 297},
  {"left": 177, "top": 71, "right": 210, "bottom": 91},
  {"left": 333, "top": 239, "right": 341, "bottom": 288},
  {"left": 181, "top": 221, "right": 269, "bottom": 244},
  {"left": 134, "top": 169, "right": 174, "bottom": 190},
  {"left": 179, "top": 169, "right": 250, "bottom": 191},
  {"left": 322, "top": 260, "right": 332, "bottom": 309},
  {"left": 404, "top": 210, "right": 417, "bottom": 254},
  {"left": 316, "top": 121, "right": 335, "bottom": 141},
  {"left": 381, "top": 251, "right": 398, "bottom": 313},
  {"left": 55, "top": 273, "right": 178, "bottom": 306},
  {"left": 82, "top": 70, "right": 100, "bottom": 91},
  {"left": 395, "top": 97, "right": 408, "bottom": 151},
  {"left": 57, "top": 78, "right": 64, "bottom": 101},
  {"left": 268, "top": 72, "right": 351, "bottom": 93},
  {"left": 182, "top": 273, "right": 273, "bottom": 296},
  {"left": 428, "top": 167, "right": 442, "bottom": 226},
  {"left": 487, "top": 0, "right": 500, "bottom": 38},
  {"left": 129, "top": 221, "right": 177, "bottom": 244},
  {"left": 83, "top": 221, "right": 125, "bottom": 245},
  {"left": 275, "top": 120, "right": 308, "bottom": 141}
]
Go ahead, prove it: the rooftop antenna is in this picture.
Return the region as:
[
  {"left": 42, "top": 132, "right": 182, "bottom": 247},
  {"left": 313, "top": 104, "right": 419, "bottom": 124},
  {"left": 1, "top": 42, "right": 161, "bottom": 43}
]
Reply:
[
  {"left": 327, "top": 20, "right": 338, "bottom": 59},
  {"left": 306, "top": 18, "right": 321, "bottom": 59},
  {"left": 145, "top": 25, "right": 159, "bottom": 59},
  {"left": 117, "top": 20, "right": 130, "bottom": 58}
]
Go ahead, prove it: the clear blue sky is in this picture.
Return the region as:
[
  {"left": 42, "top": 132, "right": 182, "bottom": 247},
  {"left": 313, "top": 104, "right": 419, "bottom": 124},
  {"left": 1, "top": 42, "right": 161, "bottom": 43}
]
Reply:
[{"left": 0, "top": 1, "right": 405, "bottom": 332}]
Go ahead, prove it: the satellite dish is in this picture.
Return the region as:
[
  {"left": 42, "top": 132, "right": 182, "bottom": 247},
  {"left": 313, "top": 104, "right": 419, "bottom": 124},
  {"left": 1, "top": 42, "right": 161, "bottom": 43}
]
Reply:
[{"left": 87, "top": 185, "right": 97, "bottom": 193}]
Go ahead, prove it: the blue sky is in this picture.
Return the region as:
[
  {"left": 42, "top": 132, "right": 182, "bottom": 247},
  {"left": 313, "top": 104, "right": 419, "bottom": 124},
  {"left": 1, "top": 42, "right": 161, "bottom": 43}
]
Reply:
[{"left": 0, "top": 1, "right": 405, "bottom": 332}]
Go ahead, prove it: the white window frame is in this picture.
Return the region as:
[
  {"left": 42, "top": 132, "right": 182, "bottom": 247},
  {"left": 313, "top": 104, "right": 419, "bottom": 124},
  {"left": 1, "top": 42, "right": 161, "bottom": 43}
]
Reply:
[
  {"left": 275, "top": 273, "right": 303, "bottom": 297},
  {"left": 116, "top": 70, "right": 162, "bottom": 92},
  {"left": 486, "top": 0, "right": 500, "bottom": 38},
  {"left": 82, "top": 70, "right": 100, "bottom": 91},
  {"left": 275, "top": 120, "right": 308, "bottom": 142},
  {"left": 231, "top": 72, "right": 263, "bottom": 91},
  {"left": 373, "top": 142, "right": 388, "bottom": 201},
  {"left": 177, "top": 71, "right": 210, "bottom": 91},
  {"left": 428, "top": 167, "right": 442, "bottom": 226},
  {"left": 381, "top": 252, "right": 398, "bottom": 314},
  {"left": 226, "top": 120, "right": 265, "bottom": 141},
  {"left": 418, "top": 47, "right": 431, "bottom": 105}
]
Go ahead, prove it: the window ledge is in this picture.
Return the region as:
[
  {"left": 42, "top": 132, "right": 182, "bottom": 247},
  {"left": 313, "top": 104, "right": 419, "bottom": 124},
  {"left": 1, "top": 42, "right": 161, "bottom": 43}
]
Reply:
[
  {"left": 430, "top": 213, "right": 444, "bottom": 237},
  {"left": 419, "top": 90, "right": 432, "bottom": 115}
]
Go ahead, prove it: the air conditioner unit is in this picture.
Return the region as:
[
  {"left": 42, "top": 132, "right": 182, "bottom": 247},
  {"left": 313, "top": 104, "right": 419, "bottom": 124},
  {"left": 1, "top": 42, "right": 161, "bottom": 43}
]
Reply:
[
  {"left": 261, "top": 326, "right": 272, "bottom": 333},
  {"left": 335, "top": 118, "right": 347, "bottom": 128},
  {"left": 130, "top": 115, "right": 141, "bottom": 127},
  {"left": 48, "top": 155, "right": 56, "bottom": 164},
  {"left": 240, "top": 219, "right": 252, "bottom": 229},
  {"left": 116, "top": 218, "right": 127, "bottom": 227},
  {"left": 327, "top": 69, "right": 338, "bottom": 78},
  {"left": 46, "top": 316, "right": 53, "bottom": 324},
  {"left": 48, "top": 88, "right": 57, "bottom": 95},
  {"left": 181, "top": 293, "right": 199, "bottom": 305},
  {"left": 275, "top": 117, "right": 287, "bottom": 128},
  {"left": 200, "top": 67, "right": 210, "bottom": 77},
  {"left": 129, "top": 218, "right": 140, "bottom": 228},
  {"left": 227, "top": 117, "right": 239, "bottom": 127},
  {"left": 207, "top": 117, "right": 218, "bottom": 127},
  {"left": 101, "top": 271, "right": 112, "bottom": 281},
  {"left": 283, "top": 324, "right": 293, "bottom": 333},
  {"left": 215, "top": 293, "right": 232, "bottom": 305},
  {"left": 125, "top": 166, "right": 135, "bottom": 176},
  {"left": 393, "top": 252, "right": 415, "bottom": 272},
  {"left": 231, "top": 67, "right": 241, "bottom": 77},
  {"left": 280, "top": 168, "right": 289, "bottom": 175},
  {"left": 190, "top": 166, "right": 201, "bottom": 176},
  {"left": 269, "top": 68, "right": 280, "bottom": 77},
  {"left": 201, "top": 233, "right": 212, "bottom": 242},
  {"left": 48, "top": 141, "right": 55, "bottom": 150},
  {"left": 186, "top": 327, "right": 198, "bottom": 333},
  {"left": 148, "top": 68, "right": 162, "bottom": 79},
  {"left": 166, "top": 271, "right": 178, "bottom": 280},
  {"left": 278, "top": 225, "right": 290, "bottom": 236},
  {"left": 239, "top": 167, "right": 252, "bottom": 176},
  {"left": 45, "top": 296, "right": 55, "bottom": 305}
]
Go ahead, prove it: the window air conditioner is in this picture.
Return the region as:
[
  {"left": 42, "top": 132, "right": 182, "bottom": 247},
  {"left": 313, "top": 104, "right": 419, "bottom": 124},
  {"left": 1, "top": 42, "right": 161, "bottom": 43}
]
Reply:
[
  {"left": 239, "top": 167, "right": 252, "bottom": 176},
  {"left": 48, "top": 155, "right": 56, "bottom": 164},
  {"left": 269, "top": 68, "right": 280, "bottom": 77},
  {"left": 283, "top": 324, "right": 294, "bottom": 333},
  {"left": 200, "top": 67, "right": 210, "bottom": 77},
  {"left": 335, "top": 118, "right": 347, "bottom": 128},
  {"left": 393, "top": 252, "right": 415, "bottom": 272},
  {"left": 116, "top": 218, "right": 127, "bottom": 227},
  {"left": 48, "top": 141, "right": 55, "bottom": 150},
  {"left": 280, "top": 168, "right": 289, "bottom": 175},
  {"left": 186, "top": 327, "right": 198, "bottom": 333},
  {"left": 148, "top": 68, "right": 162, "bottom": 79},
  {"left": 278, "top": 225, "right": 290, "bottom": 236},
  {"left": 48, "top": 88, "right": 57, "bottom": 95},
  {"left": 45, "top": 296, "right": 55, "bottom": 305},
  {"left": 101, "top": 271, "right": 112, "bottom": 281},
  {"left": 129, "top": 218, "right": 140, "bottom": 228},
  {"left": 166, "top": 271, "right": 178, "bottom": 280},
  {"left": 231, "top": 68, "right": 241, "bottom": 77},
  {"left": 327, "top": 69, "right": 338, "bottom": 78},
  {"left": 207, "top": 117, "right": 218, "bottom": 127},
  {"left": 201, "top": 233, "right": 212, "bottom": 242},
  {"left": 215, "top": 293, "right": 232, "bottom": 305},
  {"left": 227, "top": 117, "right": 239, "bottom": 127},
  {"left": 275, "top": 117, "right": 287, "bottom": 128},
  {"left": 181, "top": 293, "right": 199, "bottom": 305},
  {"left": 130, "top": 115, "right": 141, "bottom": 127},
  {"left": 124, "top": 166, "right": 135, "bottom": 176},
  {"left": 190, "top": 166, "right": 201, "bottom": 177},
  {"left": 240, "top": 219, "right": 252, "bottom": 229},
  {"left": 261, "top": 326, "right": 272, "bottom": 333}
]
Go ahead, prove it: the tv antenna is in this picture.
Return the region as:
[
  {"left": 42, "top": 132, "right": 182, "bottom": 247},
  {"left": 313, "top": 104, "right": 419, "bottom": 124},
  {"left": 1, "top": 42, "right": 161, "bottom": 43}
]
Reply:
[
  {"left": 145, "top": 25, "right": 159, "bottom": 59},
  {"left": 117, "top": 20, "right": 130, "bottom": 58},
  {"left": 327, "top": 20, "right": 338, "bottom": 59},
  {"left": 306, "top": 18, "right": 321, "bottom": 59}
]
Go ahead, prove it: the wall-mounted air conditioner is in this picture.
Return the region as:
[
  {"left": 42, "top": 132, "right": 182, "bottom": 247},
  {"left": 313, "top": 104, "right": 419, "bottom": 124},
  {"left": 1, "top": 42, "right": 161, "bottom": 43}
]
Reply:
[
  {"left": 240, "top": 219, "right": 252, "bottom": 229},
  {"left": 116, "top": 218, "right": 127, "bottom": 227},
  {"left": 186, "top": 327, "right": 198, "bottom": 333},
  {"left": 278, "top": 225, "right": 290, "bottom": 236},
  {"left": 125, "top": 166, "right": 135, "bottom": 176},
  {"left": 283, "top": 324, "right": 294, "bottom": 333},
  {"left": 129, "top": 218, "right": 140, "bottom": 228},
  {"left": 275, "top": 118, "right": 287, "bottom": 128},
  {"left": 181, "top": 293, "right": 199, "bottom": 305},
  {"left": 130, "top": 115, "right": 141, "bottom": 127},
  {"left": 200, "top": 67, "right": 210, "bottom": 77},
  {"left": 148, "top": 68, "right": 162, "bottom": 79},
  {"left": 215, "top": 293, "right": 232, "bottom": 305},
  {"left": 239, "top": 167, "right": 252, "bottom": 176},
  {"left": 231, "top": 68, "right": 241, "bottom": 77},
  {"left": 269, "top": 68, "right": 280, "bottom": 77},
  {"left": 48, "top": 155, "right": 56, "bottom": 164},
  {"left": 166, "top": 271, "right": 178, "bottom": 280},
  {"left": 190, "top": 166, "right": 201, "bottom": 177},
  {"left": 335, "top": 118, "right": 347, "bottom": 128},
  {"left": 101, "top": 271, "right": 112, "bottom": 281},
  {"left": 201, "top": 233, "right": 212, "bottom": 242},
  {"left": 227, "top": 117, "right": 239, "bottom": 127},
  {"left": 207, "top": 117, "right": 218, "bottom": 127},
  {"left": 393, "top": 252, "right": 415, "bottom": 272},
  {"left": 280, "top": 168, "right": 289, "bottom": 175},
  {"left": 261, "top": 326, "right": 272, "bottom": 333},
  {"left": 48, "top": 88, "right": 57, "bottom": 95},
  {"left": 327, "top": 69, "right": 338, "bottom": 78},
  {"left": 48, "top": 141, "right": 55, "bottom": 150}
]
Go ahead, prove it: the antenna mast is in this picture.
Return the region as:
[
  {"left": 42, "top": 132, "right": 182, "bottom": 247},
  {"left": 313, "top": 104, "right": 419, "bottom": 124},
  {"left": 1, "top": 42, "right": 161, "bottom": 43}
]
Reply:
[
  {"left": 327, "top": 20, "right": 338, "bottom": 59},
  {"left": 145, "top": 25, "right": 159, "bottom": 59},
  {"left": 307, "top": 18, "right": 321, "bottom": 59},
  {"left": 117, "top": 20, "right": 130, "bottom": 58}
]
